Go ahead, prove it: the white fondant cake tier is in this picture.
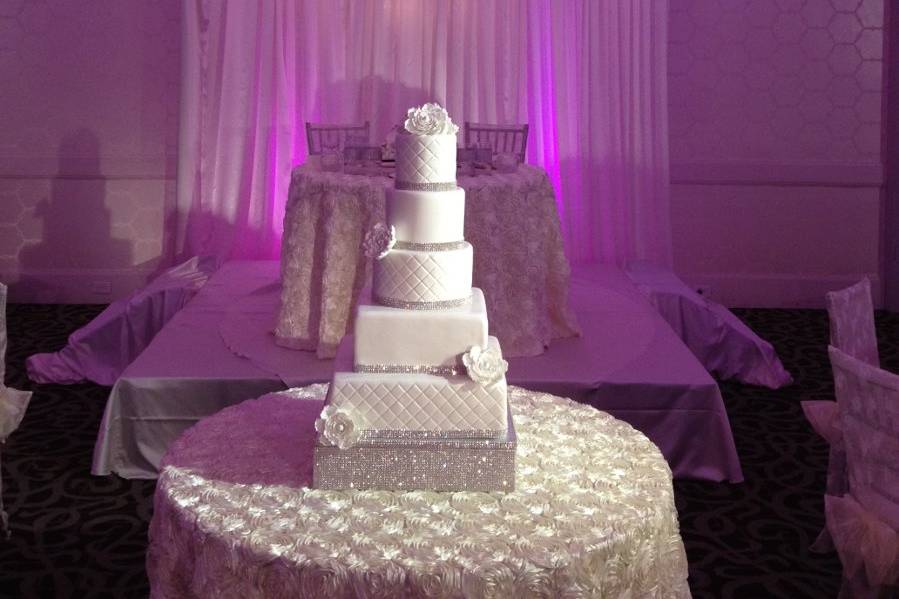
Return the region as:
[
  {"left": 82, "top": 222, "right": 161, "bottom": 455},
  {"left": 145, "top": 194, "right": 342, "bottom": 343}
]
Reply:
[
  {"left": 387, "top": 187, "right": 465, "bottom": 245},
  {"left": 395, "top": 132, "right": 457, "bottom": 187},
  {"left": 355, "top": 288, "right": 488, "bottom": 369},
  {"left": 373, "top": 243, "right": 472, "bottom": 306},
  {"left": 328, "top": 336, "right": 508, "bottom": 435}
]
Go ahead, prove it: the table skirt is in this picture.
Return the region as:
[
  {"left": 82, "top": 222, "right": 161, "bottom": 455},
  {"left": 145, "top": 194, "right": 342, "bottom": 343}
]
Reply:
[
  {"left": 148, "top": 385, "right": 690, "bottom": 598},
  {"left": 275, "top": 164, "right": 580, "bottom": 359}
]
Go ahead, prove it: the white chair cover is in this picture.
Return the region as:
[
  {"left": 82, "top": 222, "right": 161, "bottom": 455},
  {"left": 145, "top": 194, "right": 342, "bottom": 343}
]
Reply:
[
  {"left": 826, "top": 278, "right": 879, "bottom": 368},
  {"left": 0, "top": 282, "right": 33, "bottom": 538},
  {"left": 26, "top": 256, "right": 218, "bottom": 385},
  {"left": 804, "top": 278, "right": 880, "bottom": 552},
  {"left": 827, "top": 345, "right": 899, "bottom": 595}
]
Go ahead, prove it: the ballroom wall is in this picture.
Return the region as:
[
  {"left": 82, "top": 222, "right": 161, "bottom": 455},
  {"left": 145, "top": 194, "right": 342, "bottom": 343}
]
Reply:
[
  {"left": 668, "top": 0, "right": 886, "bottom": 307},
  {"left": 0, "top": 0, "right": 179, "bottom": 302},
  {"left": 0, "top": 1, "right": 888, "bottom": 307},
  {"left": 884, "top": 2, "right": 899, "bottom": 311}
]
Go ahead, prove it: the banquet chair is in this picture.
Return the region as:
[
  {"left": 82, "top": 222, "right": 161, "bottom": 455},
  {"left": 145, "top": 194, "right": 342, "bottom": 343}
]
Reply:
[
  {"left": 826, "top": 277, "right": 879, "bottom": 367},
  {"left": 826, "top": 345, "right": 899, "bottom": 597},
  {"left": 463, "top": 122, "right": 528, "bottom": 163},
  {"left": 0, "top": 283, "right": 33, "bottom": 539},
  {"left": 305, "top": 121, "right": 370, "bottom": 155},
  {"left": 802, "top": 278, "right": 879, "bottom": 551}
]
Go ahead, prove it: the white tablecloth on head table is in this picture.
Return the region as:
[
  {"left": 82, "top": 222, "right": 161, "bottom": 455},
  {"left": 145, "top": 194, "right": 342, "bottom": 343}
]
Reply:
[
  {"left": 148, "top": 385, "right": 691, "bottom": 598},
  {"left": 92, "top": 261, "right": 743, "bottom": 483},
  {"left": 275, "top": 161, "right": 580, "bottom": 359}
]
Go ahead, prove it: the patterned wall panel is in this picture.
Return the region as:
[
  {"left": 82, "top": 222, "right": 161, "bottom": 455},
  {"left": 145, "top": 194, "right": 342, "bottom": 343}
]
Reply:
[
  {"left": 668, "top": 0, "right": 884, "bottom": 167},
  {"left": 669, "top": 0, "right": 886, "bottom": 307},
  {"left": 0, "top": 0, "right": 179, "bottom": 302}
]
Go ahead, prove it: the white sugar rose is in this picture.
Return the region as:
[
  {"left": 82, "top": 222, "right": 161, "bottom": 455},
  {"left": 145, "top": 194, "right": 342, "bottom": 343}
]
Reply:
[
  {"left": 404, "top": 103, "right": 459, "bottom": 136},
  {"left": 315, "top": 405, "right": 360, "bottom": 450},
  {"left": 362, "top": 222, "right": 396, "bottom": 260},
  {"left": 462, "top": 345, "right": 508, "bottom": 386}
]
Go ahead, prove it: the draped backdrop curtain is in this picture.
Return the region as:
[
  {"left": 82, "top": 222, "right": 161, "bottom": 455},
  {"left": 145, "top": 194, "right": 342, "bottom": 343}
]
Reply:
[{"left": 176, "top": 0, "right": 670, "bottom": 266}]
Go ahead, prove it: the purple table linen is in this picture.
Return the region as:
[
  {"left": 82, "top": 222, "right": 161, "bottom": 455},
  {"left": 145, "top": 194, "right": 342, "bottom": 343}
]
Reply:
[
  {"left": 93, "top": 261, "right": 742, "bottom": 482},
  {"left": 222, "top": 263, "right": 744, "bottom": 483},
  {"left": 27, "top": 256, "right": 219, "bottom": 385},
  {"left": 625, "top": 261, "right": 792, "bottom": 389}
]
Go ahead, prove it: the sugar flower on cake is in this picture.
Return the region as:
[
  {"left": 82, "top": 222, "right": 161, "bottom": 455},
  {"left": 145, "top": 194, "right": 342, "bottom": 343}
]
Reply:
[
  {"left": 404, "top": 102, "right": 459, "bottom": 136},
  {"left": 363, "top": 222, "right": 396, "bottom": 260},
  {"left": 462, "top": 344, "right": 508, "bottom": 386},
  {"left": 315, "top": 405, "right": 360, "bottom": 449}
]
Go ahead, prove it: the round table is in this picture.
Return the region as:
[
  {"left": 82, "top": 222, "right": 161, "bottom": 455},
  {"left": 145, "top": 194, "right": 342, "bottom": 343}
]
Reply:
[
  {"left": 275, "top": 162, "right": 580, "bottom": 359},
  {"left": 147, "top": 385, "right": 690, "bottom": 598}
]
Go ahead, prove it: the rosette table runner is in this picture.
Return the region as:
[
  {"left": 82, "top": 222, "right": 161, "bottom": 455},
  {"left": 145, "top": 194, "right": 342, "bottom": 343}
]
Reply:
[
  {"left": 148, "top": 385, "right": 690, "bottom": 598},
  {"left": 275, "top": 161, "right": 580, "bottom": 359}
]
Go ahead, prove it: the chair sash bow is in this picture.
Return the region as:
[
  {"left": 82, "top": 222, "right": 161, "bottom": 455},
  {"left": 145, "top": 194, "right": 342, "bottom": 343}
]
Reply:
[{"left": 826, "top": 494, "right": 899, "bottom": 586}]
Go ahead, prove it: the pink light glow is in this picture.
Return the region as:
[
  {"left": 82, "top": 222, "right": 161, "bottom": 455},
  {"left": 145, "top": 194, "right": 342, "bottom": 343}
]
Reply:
[{"left": 181, "top": 1, "right": 671, "bottom": 268}]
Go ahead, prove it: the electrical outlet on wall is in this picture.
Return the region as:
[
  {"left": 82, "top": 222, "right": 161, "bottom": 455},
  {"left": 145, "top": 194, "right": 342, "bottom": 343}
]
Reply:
[{"left": 91, "top": 281, "right": 112, "bottom": 295}]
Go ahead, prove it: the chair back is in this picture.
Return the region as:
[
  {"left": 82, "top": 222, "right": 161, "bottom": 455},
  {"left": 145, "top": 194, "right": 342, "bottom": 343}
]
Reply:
[
  {"left": 825, "top": 278, "right": 879, "bottom": 367},
  {"left": 463, "top": 122, "right": 528, "bottom": 163},
  {"left": 306, "top": 122, "right": 370, "bottom": 156},
  {"left": 828, "top": 345, "right": 899, "bottom": 530}
]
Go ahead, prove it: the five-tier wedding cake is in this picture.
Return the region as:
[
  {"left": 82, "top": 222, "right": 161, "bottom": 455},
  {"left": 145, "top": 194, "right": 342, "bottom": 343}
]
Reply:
[{"left": 313, "top": 103, "right": 516, "bottom": 492}]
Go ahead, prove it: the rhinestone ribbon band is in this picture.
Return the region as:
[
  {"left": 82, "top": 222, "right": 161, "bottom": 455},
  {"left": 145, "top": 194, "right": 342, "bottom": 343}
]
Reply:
[
  {"left": 313, "top": 407, "right": 516, "bottom": 491},
  {"left": 353, "top": 427, "right": 510, "bottom": 442},
  {"left": 393, "top": 240, "right": 468, "bottom": 252},
  {"left": 355, "top": 363, "right": 459, "bottom": 376},
  {"left": 395, "top": 180, "right": 458, "bottom": 192},
  {"left": 374, "top": 293, "right": 473, "bottom": 310}
]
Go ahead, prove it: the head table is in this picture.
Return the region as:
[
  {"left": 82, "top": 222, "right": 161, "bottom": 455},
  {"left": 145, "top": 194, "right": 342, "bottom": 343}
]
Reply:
[
  {"left": 147, "top": 385, "right": 691, "bottom": 598},
  {"left": 275, "top": 161, "right": 580, "bottom": 359}
]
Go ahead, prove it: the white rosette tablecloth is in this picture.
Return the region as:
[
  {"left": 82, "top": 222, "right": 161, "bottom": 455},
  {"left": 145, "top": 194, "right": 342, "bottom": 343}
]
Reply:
[
  {"left": 148, "top": 385, "right": 690, "bottom": 598},
  {"left": 275, "top": 162, "right": 580, "bottom": 359}
]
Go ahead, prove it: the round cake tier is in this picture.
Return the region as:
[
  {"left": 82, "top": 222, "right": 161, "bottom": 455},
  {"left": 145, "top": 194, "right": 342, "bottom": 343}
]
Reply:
[
  {"left": 395, "top": 132, "right": 457, "bottom": 190},
  {"left": 373, "top": 243, "right": 472, "bottom": 308},
  {"left": 388, "top": 187, "right": 465, "bottom": 245}
]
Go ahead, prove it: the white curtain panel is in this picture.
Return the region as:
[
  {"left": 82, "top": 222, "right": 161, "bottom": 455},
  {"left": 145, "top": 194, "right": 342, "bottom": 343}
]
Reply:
[{"left": 177, "top": 0, "right": 670, "bottom": 265}]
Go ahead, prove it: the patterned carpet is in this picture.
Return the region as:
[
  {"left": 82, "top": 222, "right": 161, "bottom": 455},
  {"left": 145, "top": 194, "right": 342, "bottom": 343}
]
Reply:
[{"left": 1, "top": 303, "right": 897, "bottom": 598}]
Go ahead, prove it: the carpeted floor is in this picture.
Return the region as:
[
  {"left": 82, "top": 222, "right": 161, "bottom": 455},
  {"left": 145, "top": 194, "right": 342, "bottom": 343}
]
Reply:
[{"left": 2, "top": 303, "right": 897, "bottom": 598}]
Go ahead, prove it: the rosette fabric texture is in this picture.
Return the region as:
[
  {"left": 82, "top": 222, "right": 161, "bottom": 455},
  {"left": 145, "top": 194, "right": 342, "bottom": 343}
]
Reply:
[
  {"left": 148, "top": 385, "right": 690, "bottom": 598},
  {"left": 276, "top": 164, "right": 580, "bottom": 358}
]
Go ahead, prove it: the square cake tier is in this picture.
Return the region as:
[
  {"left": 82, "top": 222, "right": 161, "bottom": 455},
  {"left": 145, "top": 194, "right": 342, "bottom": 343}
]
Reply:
[
  {"left": 328, "top": 335, "right": 508, "bottom": 436},
  {"left": 355, "top": 287, "right": 488, "bottom": 369}
]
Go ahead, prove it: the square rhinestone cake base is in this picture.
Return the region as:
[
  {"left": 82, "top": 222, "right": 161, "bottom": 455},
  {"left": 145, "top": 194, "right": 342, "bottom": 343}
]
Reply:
[{"left": 313, "top": 408, "right": 516, "bottom": 492}]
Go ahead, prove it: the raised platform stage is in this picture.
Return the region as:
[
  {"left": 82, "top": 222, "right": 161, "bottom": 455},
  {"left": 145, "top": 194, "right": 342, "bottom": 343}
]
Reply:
[{"left": 92, "top": 261, "right": 743, "bottom": 482}]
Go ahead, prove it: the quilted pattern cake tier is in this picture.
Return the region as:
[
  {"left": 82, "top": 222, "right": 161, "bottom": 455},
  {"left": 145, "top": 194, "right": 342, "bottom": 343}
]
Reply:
[
  {"left": 327, "top": 336, "right": 508, "bottom": 436},
  {"left": 395, "top": 133, "right": 457, "bottom": 185},
  {"left": 373, "top": 243, "right": 472, "bottom": 305}
]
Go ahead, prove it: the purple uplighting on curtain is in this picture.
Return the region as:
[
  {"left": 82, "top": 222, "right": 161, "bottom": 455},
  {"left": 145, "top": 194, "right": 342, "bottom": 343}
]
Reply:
[{"left": 177, "top": 0, "right": 671, "bottom": 266}]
